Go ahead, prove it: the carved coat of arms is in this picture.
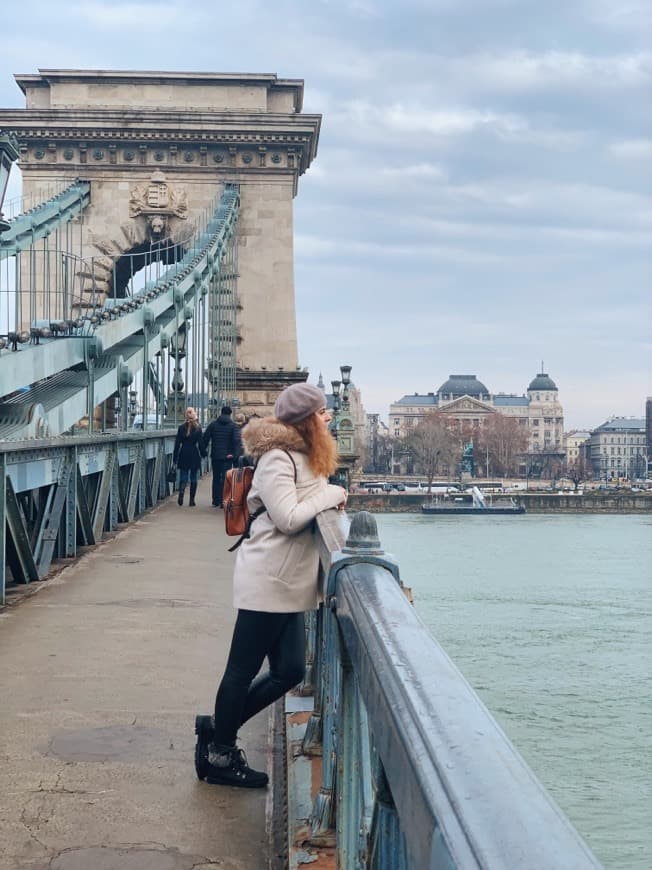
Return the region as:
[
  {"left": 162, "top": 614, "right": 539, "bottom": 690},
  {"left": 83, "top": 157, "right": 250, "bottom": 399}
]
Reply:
[{"left": 129, "top": 170, "right": 188, "bottom": 237}]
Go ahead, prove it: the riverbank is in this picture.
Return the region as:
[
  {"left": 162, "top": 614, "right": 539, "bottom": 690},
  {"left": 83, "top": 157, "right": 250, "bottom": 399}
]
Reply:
[{"left": 347, "top": 491, "right": 652, "bottom": 513}]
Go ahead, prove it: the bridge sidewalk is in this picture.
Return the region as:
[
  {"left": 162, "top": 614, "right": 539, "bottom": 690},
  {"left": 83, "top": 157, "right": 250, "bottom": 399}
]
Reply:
[{"left": 0, "top": 479, "right": 271, "bottom": 870}]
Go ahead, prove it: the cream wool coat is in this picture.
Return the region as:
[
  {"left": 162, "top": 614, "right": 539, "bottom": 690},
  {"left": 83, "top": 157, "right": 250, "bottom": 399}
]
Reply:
[{"left": 232, "top": 417, "right": 345, "bottom": 613}]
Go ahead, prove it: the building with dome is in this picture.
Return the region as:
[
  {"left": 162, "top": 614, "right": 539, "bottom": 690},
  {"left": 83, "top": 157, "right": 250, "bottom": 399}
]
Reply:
[{"left": 389, "top": 370, "right": 565, "bottom": 456}]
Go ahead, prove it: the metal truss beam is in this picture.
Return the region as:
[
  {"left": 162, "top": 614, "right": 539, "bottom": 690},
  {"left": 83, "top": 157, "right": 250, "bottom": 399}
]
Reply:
[
  {"left": 0, "top": 185, "right": 240, "bottom": 440},
  {"left": 1, "top": 432, "right": 176, "bottom": 604},
  {"left": 0, "top": 180, "right": 91, "bottom": 259}
]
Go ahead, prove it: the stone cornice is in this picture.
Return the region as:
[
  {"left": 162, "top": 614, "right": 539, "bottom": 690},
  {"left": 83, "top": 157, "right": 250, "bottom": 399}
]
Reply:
[
  {"left": 236, "top": 369, "right": 307, "bottom": 391},
  {"left": 0, "top": 110, "right": 321, "bottom": 176},
  {"left": 0, "top": 108, "right": 320, "bottom": 130}
]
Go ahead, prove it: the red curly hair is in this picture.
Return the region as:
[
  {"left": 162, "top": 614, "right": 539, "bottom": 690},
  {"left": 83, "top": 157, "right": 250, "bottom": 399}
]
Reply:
[{"left": 292, "top": 413, "right": 339, "bottom": 478}]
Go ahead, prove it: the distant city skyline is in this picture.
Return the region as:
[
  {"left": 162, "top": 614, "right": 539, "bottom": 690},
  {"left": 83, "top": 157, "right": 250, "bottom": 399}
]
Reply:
[
  {"left": 1, "top": 1, "right": 649, "bottom": 431},
  {"left": 321, "top": 365, "right": 647, "bottom": 432}
]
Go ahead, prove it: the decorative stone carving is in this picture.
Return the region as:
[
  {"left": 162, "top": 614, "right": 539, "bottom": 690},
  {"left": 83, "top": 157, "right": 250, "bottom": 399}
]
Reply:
[
  {"left": 129, "top": 170, "right": 188, "bottom": 238},
  {"left": 93, "top": 237, "right": 119, "bottom": 257}
]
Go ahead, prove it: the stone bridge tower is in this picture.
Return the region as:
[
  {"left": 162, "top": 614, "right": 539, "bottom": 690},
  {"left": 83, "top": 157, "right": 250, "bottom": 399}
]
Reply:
[{"left": 0, "top": 69, "right": 321, "bottom": 413}]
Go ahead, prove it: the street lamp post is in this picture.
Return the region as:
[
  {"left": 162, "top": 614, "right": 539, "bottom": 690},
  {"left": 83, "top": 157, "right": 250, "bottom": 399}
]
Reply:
[
  {"left": 166, "top": 321, "right": 188, "bottom": 426},
  {"left": 128, "top": 389, "right": 138, "bottom": 425},
  {"left": 330, "top": 379, "right": 341, "bottom": 433},
  {"left": 368, "top": 413, "right": 379, "bottom": 473},
  {"left": 329, "top": 364, "right": 357, "bottom": 488}
]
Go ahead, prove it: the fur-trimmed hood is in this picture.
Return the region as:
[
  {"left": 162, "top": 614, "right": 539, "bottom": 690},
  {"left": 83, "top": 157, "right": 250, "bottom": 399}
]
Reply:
[{"left": 242, "top": 416, "right": 308, "bottom": 458}]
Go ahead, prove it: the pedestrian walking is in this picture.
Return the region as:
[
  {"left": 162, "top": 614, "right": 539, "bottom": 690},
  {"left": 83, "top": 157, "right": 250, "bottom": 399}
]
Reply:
[
  {"left": 173, "top": 407, "right": 205, "bottom": 507},
  {"left": 194, "top": 383, "right": 347, "bottom": 787},
  {"left": 202, "top": 406, "right": 243, "bottom": 507}
]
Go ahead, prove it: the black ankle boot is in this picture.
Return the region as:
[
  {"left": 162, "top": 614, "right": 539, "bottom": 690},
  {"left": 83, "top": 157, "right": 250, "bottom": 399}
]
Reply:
[
  {"left": 194, "top": 714, "right": 214, "bottom": 780},
  {"left": 205, "top": 743, "right": 268, "bottom": 789},
  {"left": 189, "top": 482, "right": 197, "bottom": 507},
  {"left": 177, "top": 487, "right": 185, "bottom": 506}
]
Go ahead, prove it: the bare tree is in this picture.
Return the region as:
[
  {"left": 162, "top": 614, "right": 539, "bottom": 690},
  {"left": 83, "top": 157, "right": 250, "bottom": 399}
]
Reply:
[
  {"left": 408, "top": 412, "right": 458, "bottom": 489},
  {"left": 565, "top": 454, "right": 593, "bottom": 491},
  {"left": 475, "top": 414, "right": 529, "bottom": 477}
]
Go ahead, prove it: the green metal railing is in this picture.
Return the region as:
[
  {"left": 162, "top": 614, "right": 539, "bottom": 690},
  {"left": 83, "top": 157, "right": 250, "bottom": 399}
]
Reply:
[{"left": 299, "top": 510, "right": 603, "bottom": 868}]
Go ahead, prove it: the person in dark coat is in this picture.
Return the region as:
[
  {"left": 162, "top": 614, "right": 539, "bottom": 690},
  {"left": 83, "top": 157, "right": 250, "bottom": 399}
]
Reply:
[
  {"left": 173, "top": 407, "right": 205, "bottom": 507},
  {"left": 202, "top": 405, "right": 243, "bottom": 507}
]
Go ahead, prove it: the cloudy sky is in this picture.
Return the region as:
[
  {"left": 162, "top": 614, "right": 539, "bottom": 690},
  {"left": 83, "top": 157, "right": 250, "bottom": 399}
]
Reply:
[{"left": 1, "top": 0, "right": 650, "bottom": 429}]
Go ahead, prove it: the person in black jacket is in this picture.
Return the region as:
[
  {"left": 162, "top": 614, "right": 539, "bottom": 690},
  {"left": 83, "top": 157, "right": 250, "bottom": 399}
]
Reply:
[
  {"left": 173, "top": 407, "right": 205, "bottom": 507},
  {"left": 202, "top": 406, "right": 243, "bottom": 507}
]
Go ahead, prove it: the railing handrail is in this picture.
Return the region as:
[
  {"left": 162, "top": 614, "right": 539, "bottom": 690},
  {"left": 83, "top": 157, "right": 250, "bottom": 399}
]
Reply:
[
  {"left": 0, "top": 428, "right": 178, "bottom": 455},
  {"left": 311, "top": 510, "right": 602, "bottom": 869}
]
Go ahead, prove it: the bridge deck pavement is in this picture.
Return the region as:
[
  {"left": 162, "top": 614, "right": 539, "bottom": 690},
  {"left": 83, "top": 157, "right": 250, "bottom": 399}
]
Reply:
[{"left": 0, "top": 479, "right": 271, "bottom": 870}]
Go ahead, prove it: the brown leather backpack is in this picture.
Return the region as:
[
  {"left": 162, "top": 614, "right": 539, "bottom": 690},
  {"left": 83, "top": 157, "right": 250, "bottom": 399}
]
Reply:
[{"left": 223, "top": 453, "right": 296, "bottom": 552}]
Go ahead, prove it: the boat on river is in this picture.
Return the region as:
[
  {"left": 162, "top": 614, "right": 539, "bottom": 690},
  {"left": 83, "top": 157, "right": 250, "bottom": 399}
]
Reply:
[{"left": 422, "top": 486, "right": 526, "bottom": 516}]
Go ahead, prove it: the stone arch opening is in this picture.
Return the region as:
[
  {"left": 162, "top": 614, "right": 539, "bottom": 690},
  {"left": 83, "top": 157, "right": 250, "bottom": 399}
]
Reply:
[
  {"left": 82, "top": 216, "right": 193, "bottom": 308},
  {"left": 112, "top": 236, "right": 188, "bottom": 299}
]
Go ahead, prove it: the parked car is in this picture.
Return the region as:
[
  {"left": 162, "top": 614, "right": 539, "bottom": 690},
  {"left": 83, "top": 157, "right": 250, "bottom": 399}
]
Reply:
[
  {"left": 131, "top": 414, "right": 159, "bottom": 430},
  {"left": 362, "top": 481, "right": 385, "bottom": 493}
]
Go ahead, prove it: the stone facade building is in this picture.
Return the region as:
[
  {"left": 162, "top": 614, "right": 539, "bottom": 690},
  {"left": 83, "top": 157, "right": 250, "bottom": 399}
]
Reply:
[
  {"left": 389, "top": 371, "right": 564, "bottom": 455},
  {"left": 586, "top": 417, "right": 647, "bottom": 480},
  {"left": 564, "top": 431, "right": 591, "bottom": 464},
  {"left": 647, "top": 398, "right": 652, "bottom": 477}
]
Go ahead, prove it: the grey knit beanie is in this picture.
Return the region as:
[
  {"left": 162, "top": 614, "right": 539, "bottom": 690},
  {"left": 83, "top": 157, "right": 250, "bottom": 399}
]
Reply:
[{"left": 274, "top": 383, "right": 325, "bottom": 424}]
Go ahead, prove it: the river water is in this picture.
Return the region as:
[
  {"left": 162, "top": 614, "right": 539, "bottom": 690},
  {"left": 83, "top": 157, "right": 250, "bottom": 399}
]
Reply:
[{"left": 374, "top": 513, "right": 651, "bottom": 870}]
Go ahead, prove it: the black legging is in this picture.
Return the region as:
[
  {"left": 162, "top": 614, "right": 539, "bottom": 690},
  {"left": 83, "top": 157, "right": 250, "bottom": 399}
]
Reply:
[
  {"left": 213, "top": 609, "right": 305, "bottom": 747},
  {"left": 211, "top": 457, "right": 232, "bottom": 506}
]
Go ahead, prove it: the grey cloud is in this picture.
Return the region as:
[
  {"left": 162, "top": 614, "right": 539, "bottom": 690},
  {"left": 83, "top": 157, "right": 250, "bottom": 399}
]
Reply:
[{"left": 0, "top": 0, "right": 649, "bottom": 427}]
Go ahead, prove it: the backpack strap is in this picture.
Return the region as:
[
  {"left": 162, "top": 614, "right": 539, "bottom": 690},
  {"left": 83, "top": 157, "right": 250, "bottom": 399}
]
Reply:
[
  {"left": 227, "top": 505, "right": 266, "bottom": 552},
  {"left": 227, "top": 450, "right": 297, "bottom": 553}
]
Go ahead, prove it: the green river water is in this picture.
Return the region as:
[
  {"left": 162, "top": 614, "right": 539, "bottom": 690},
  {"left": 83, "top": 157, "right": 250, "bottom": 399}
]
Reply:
[{"left": 374, "top": 513, "right": 651, "bottom": 870}]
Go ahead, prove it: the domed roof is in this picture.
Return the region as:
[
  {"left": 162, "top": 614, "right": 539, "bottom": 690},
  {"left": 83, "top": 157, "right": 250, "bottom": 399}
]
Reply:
[
  {"left": 528, "top": 373, "right": 557, "bottom": 392},
  {"left": 436, "top": 374, "right": 489, "bottom": 397}
]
